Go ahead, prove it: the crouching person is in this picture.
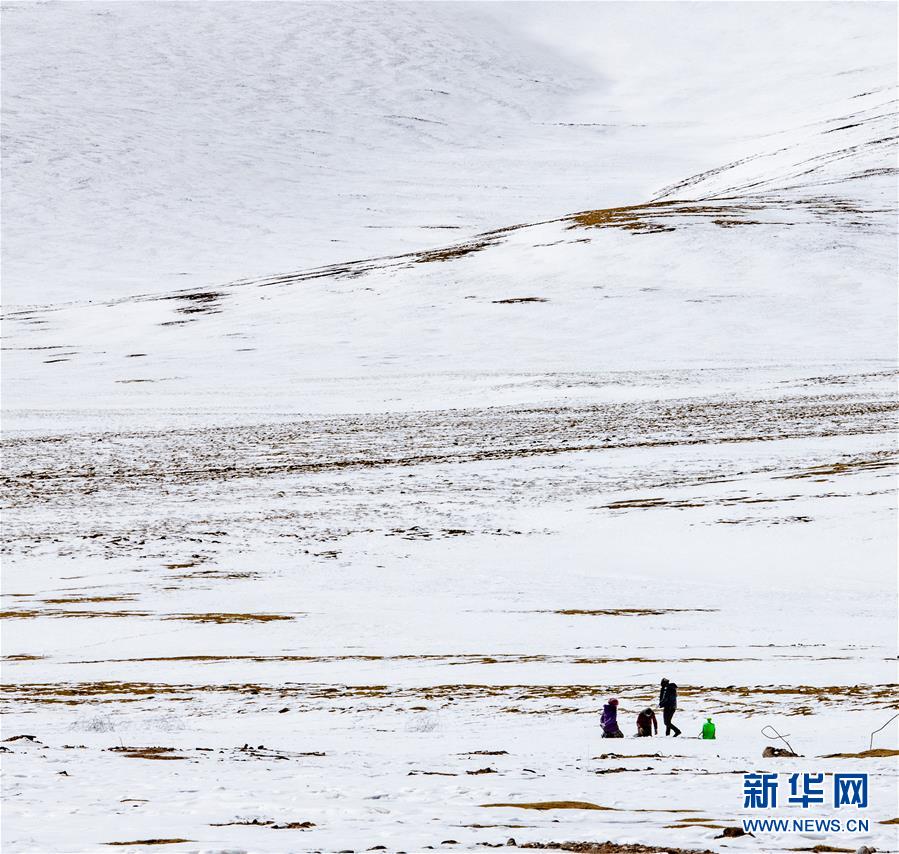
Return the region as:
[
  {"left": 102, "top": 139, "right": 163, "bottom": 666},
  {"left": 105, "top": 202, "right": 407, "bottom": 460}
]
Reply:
[
  {"left": 601, "top": 697, "right": 624, "bottom": 738},
  {"left": 636, "top": 707, "right": 658, "bottom": 737}
]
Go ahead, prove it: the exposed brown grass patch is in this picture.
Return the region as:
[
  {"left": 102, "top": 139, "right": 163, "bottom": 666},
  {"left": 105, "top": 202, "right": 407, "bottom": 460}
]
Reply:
[
  {"left": 42, "top": 596, "right": 136, "bottom": 604},
  {"left": 482, "top": 801, "right": 613, "bottom": 811},
  {"left": 463, "top": 750, "right": 508, "bottom": 756},
  {"left": 569, "top": 202, "right": 680, "bottom": 233},
  {"left": 820, "top": 748, "right": 899, "bottom": 758},
  {"left": 2, "top": 654, "right": 45, "bottom": 661},
  {"left": 110, "top": 746, "right": 186, "bottom": 760},
  {"left": 788, "top": 846, "right": 854, "bottom": 852},
  {"left": 105, "top": 841, "right": 192, "bottom": 847},
  {"left": 0, "top": 609, "right": 149, "bottom": 619},
  {"left": 568, "top": 197, "right": 817, "bottom": 237},
  {"left": 594, "top": 753, "right": 670, "bottom": 760},
  {"left": 553, "top": 608, "right": 716, "bottom": 617},
  {"left": 414, "top": 239, "right": 496, "bottom": 264},
  {"left": 518, "top": 842, "right": 715, "bottom": 853},
  {"left": 604, "top": 498, "right": 671, "bottom": 509},
  {"left": 165, "top": 613, "right": 294, "bottom": 623},
  {"left": 780, "top": 454, "right": 896, "bottom": 480},
  {"left": 409, "top": 770, "right": 457, "bottom": 776}
]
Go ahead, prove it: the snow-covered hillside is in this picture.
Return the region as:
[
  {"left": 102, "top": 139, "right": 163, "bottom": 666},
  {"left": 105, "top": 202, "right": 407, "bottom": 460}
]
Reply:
[
  {"left": 1, "top": 4, "right": 897, "bottom": 854},
  {"left": 2, "top": 2, "right": 895, "bottom": 305},
  {"left": 4, "top": 81, "right": 896, "bottom": 414}
]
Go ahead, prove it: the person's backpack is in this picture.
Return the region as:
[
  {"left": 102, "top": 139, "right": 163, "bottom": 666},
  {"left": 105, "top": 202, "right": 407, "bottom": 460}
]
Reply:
[{"left": 702, "top": 718, "right": 716, "bottom": 739}]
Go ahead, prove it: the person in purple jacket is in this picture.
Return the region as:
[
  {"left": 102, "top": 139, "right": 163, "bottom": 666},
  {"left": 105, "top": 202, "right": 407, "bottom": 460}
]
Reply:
[{"left": 600, "top": 697, "right": 623, "bottom": 738}]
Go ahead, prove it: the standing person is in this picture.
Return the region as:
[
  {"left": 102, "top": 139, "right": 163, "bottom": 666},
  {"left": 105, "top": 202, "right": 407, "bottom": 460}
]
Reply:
[
  {"left": 600, "top": 697, "right": 623, "bottom": 738},
  {"left": 636, "top": 707, "right": 658, "bottom": 737},
  {"left": 659, "top": 678, "right": 682, "bottom": 737}
]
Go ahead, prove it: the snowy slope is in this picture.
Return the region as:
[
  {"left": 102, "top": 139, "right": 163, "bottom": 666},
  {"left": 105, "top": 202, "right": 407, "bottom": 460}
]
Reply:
[
  {"left": 2, "top": 4, "right": 898, "bottom": 854},
  {"left": 3, "top": 82, "right": 896, "bottom": 414},
  {"left": 2, "top": 1, "right": 896, "bottom": 305}
]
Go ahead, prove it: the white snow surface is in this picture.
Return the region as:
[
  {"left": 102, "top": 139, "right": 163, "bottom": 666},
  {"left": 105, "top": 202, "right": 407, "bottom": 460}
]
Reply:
[
  {"left": 2, "top": 1, "right": 896, "bottom": 305},
  {"left": 1, "top": 3, "right": 898, "bottom": 854}
]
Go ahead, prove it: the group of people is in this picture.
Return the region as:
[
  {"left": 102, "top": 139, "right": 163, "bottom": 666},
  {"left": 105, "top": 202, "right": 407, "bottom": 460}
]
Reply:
[{"left": 600, "top": 677, "right": 715, "bottom": 739}]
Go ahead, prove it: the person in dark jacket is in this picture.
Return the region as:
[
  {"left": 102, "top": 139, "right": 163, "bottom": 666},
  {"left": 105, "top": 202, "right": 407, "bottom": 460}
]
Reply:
[
  {"left": 659, "top": 678, "right": 682, "bottom": 737},
  {"left": 600, "top": 697, "right": 623, "bottom": 738},
  {"left": 636, "top": 707, "right": 658, "bottom": 737}
]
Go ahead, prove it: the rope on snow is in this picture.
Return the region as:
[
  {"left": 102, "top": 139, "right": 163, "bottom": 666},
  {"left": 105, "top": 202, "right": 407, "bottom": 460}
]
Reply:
[
  {"left": 869, "top": 711, "right": 899, "bottom": 752},
  {"left": 761, "top": 724, "right": 796, "bottom": 755}
]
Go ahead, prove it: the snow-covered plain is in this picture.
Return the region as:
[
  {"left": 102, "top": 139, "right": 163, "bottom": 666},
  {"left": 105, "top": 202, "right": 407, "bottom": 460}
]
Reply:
[{"left": 1, "top": 3, "right": 898, "bottom": 854}]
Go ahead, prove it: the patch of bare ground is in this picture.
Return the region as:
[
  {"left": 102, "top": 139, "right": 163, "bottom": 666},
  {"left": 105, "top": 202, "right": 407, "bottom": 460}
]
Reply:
[
  {"left": 413, "top": 238, "right": 497, "bottom": 263},
  {"left": 164, "top": 613, "right": 294, "bottom": 623},
  {"left": 594, "top": 767, "right": 652, "bottom": 775},
  {"left": 109, "top": 746, "right": 186, "bottom": 760},
  {"left": 779, "top": 451, "right": 897, "bottom": 479},
  {"left": 552, "top": 608, "right": 716, "bottom": 616},
  {"left": 603, "top": 495, "right": 823, "bottom": 512},
  {"left": 0, "top": 609, "right": 150, "bottom": 619},
  {"left": 593, "top": 753, "right": 672, "bottom": 760},
  {"left": 820, "top": 748, "right": 899, "bottom": 758},
  {"left": 105, "top": 841, "right": 192, "bottom": 847},
  {"left": 387, "top": 525, "right": 475, "bottom": 540},
  {"left": 788, "top": 846, "right": 855, "bottom": 853},
  {"left": 171, "top": 570, "right": 259, "bottom": 581},
  {"left": 565, "top": 198, "right": 811, "bottom": 235},
  {"left": 482, "top": 801, "right": 613, "bottom": 811},
  {"left": 409, "top": 770, "right": 457, "bottom": 776},
  {"left": 516, "top": 843, "right": 714, "bottom": 854},
  {"left": 880, "top": 817, "right": 899, "bottom": 824},
  {"left": 42, "top": 595, "right": 136, "bottom": 604},
  {"left": 158, "top": 290, "right": 225, "bottom": 325},
  {"left": 604, "top": 498, "right": 682, "bottom": 509},
  {"left": 568, "top": 201, "right": 680, "bottom": 233},
  {"left": 2, "top": 654, "right": 45, "bottom": 661},
  {"left": 492, "top": 297, "right": 549, "bottom": 304}
]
